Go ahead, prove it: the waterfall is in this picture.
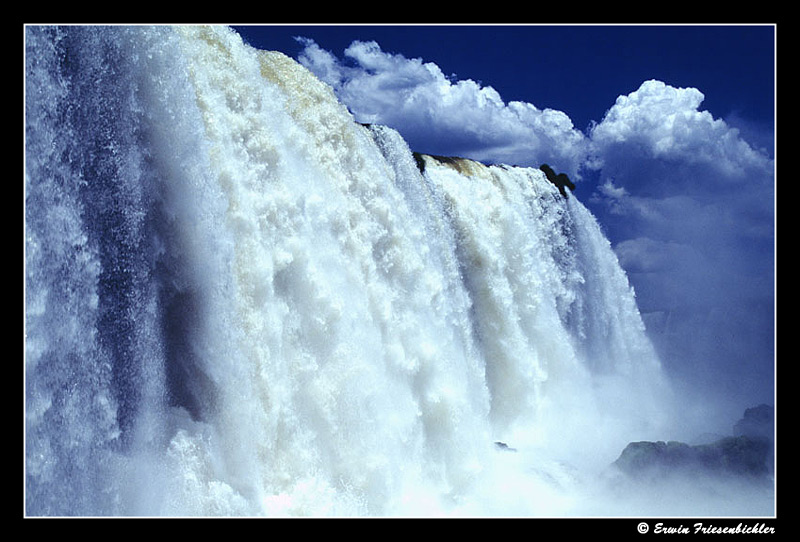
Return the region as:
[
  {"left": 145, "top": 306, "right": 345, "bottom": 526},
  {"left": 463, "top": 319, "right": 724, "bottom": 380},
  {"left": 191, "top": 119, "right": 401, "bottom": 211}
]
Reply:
[{"left": 25, "top": 25, "right": 672, "bottom": 517}]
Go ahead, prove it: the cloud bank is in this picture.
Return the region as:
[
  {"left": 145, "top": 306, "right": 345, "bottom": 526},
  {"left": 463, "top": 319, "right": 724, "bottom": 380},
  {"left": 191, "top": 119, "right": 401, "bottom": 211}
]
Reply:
[{"left": 297, "top": 38, "right": 775, "bottom": 422}]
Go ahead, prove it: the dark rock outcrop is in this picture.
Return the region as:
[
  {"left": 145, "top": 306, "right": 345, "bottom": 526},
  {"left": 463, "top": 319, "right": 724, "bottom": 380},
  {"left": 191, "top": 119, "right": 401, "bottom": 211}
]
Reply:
[
  {"left": 412, "top": 151, "right": 427, "bottom": 173},
  {"left": 494, "top": 441, "right": 517, "bottom": 452},
  {"left": 539, "top": 164, "right": 575, "bottom": 198},
  {"left": 614, "top": 436, "right": 771, "bottom": 479},
  {"left": 613, "top": 405, "right": 774, "bottom": 481},
  {"left": 734, "top": 404, "right": 774, "bottom": 441}
]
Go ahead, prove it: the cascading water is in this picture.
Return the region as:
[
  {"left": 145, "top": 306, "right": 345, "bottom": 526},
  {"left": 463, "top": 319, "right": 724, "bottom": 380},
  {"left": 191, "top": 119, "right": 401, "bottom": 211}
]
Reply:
[{"left": 26, "top": 25, "right": 684, "bottom": 517}]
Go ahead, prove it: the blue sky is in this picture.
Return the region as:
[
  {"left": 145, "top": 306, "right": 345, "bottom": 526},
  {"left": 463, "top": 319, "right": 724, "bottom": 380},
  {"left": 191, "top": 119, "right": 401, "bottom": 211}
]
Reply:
[
  {"left": 232, "top": 24, "right": 776, "bottom": 421},
  {"left": 233, "top": 25, "right": 774, "bottom": 146}
]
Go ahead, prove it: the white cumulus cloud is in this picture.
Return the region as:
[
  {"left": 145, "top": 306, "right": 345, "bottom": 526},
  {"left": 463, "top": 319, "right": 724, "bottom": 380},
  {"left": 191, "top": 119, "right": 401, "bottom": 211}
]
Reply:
[
  {"left": 296, "top": 38, "right": 589, "bottom": 178},
  {"left": 587, "top": 79, "right": 774, "bottom": 250},
  {"left": 588, "top": 80, "right": 773, "bottom": 195}
]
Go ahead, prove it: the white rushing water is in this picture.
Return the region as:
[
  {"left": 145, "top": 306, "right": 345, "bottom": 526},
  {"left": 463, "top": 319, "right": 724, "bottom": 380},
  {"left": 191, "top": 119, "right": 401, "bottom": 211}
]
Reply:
[{"left": 26, "top": 25, "right": 765, "bottom": 517}]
